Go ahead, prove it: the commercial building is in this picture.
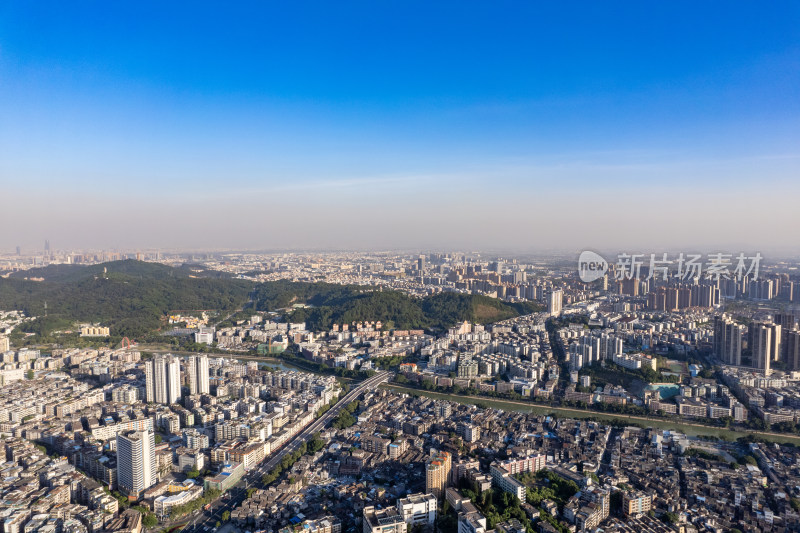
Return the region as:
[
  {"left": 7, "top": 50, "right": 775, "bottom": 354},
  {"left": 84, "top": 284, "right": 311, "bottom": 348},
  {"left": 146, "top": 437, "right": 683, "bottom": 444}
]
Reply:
[
  {"left": 195, "top": 327, "right": 215, "bottom": 345},
  {"left": 116, "top": 430, "right": 156, "bottom": 499},
  {"left": 204, "top": 462, "right": 244, "bottom": 493},
  {"left": 397, "top": 493, "right": 437, "bottom": 526},
  {"left": 363, "top": 506, "right": 406, "bottom": 533},
  {"left": 153, "top": 484, "right": 203, "bottom": 519}
]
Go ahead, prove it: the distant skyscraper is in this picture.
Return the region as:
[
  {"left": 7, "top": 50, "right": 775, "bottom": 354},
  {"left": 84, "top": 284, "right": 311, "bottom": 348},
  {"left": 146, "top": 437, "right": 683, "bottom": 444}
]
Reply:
[
  {"left": 751, "top": 322, "right": 780, "bottom": 374},
  {"left": 613, "top": 337, "right": 623, "bottom": 358},
  {"left": 786, "top": 330, "right": 800, "bottom": 371},
  {"left": 15, "top": 246, "right": 20, "bottom": 256},
  {"left": 774, "top": 313, "right": 798, "bottom": 331},
  {"left": 417, "top": 255, "right": 425, "bottom": 272},
  {"left": 691, "top": 284, "right": 715, "bottom": 308},
  {"left": 187, "top": 355, "right": 210, "bottom": 395},
  {"left": 767, "top": 322, "right": 782, "bottom": 363},
  {"left": 548, "top": 289, "right": 563, "bottom": 316},
  {"left": 117, "top": 429, "right": 156, "bottom": 498},
  {"left": 146, "top": 355, "right": 181, "bottom": 404},
  {"left": 187, "top": 356, "right": 196, "bottom": 395},
  {"left": 748, "top": 279, "right": 774, "bottom": 300},
  {"left": 619, "top": 278, "right": 639, "bottom": 297},
  {"left": 775, "top": 313, "right": 798, "bottom": 361},
  {"left": 44, "top": 240, "right": 50, "bottom": 254},
  {"left": 713, "top": 315, "right": 743, "bottom": 366}
]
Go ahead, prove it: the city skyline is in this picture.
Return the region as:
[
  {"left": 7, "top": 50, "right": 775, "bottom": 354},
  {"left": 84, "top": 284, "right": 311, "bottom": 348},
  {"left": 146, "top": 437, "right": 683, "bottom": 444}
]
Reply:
[
  {"left": 2, "top": 4, "right": 800, "bottom": 530},
  {"left": 2, "top": 2, "right": 799, "bottom": 251}
]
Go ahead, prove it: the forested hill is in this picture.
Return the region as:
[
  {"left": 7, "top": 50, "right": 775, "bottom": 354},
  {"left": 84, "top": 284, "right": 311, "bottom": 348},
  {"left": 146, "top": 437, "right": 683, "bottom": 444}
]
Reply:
[
  {"left": 0, "top": 260, "right": 253, "bottom": 339},
  {"left": 0, "top": 262, "right": 543, "bottom": 342},
  {"left": 251, "top": 280, "right": 543, "bottom": 332}
]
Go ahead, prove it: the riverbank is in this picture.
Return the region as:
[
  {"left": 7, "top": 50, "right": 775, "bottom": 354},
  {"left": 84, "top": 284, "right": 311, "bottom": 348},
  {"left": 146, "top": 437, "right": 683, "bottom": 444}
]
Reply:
[
  {"left": 131, "top": 346, "right": 800, "bottom": 445},
  {"left": 381, "top": 383, "right": 800, "bottom": 445}
]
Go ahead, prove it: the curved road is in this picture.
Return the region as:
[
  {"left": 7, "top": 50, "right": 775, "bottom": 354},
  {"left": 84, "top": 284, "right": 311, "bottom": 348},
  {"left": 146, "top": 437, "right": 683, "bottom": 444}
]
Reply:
[{"left": 179, "top": 371, "right": 390, "bottom": 533}]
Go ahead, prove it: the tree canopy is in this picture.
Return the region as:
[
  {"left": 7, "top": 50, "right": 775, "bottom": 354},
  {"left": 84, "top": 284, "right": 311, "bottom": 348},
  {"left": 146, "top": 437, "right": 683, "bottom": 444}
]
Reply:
[
  {"left": 0, "top": 260, "right": 252, "bottom": 338},
  {"left": 253, "top": 280, "right": 543, "bottom": 332}
]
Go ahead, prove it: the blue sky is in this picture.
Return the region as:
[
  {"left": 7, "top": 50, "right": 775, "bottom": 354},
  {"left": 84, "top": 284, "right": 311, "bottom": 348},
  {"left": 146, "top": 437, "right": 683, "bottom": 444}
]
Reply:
[{"left": 1, "top": 2, "right": 799, "bottom": 251}]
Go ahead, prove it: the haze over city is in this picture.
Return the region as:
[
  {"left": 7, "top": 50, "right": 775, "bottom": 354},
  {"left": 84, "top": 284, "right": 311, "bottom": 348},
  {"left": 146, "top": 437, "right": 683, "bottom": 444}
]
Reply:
[
  {"left": 2, "top": 2, "right": 799, "bottom": 252},
  {"left": 6, "top": 4, "right": 800, "bottom": 533}
]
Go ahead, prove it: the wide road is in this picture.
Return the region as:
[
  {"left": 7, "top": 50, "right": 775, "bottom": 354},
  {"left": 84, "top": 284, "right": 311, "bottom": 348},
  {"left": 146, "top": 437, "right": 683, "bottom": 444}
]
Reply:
[
  {"left": 179, "top": 371, "right": 389, "bottom": 533},
  {"left": 255, "top": 370, "right": 389, "bottom": 475}
]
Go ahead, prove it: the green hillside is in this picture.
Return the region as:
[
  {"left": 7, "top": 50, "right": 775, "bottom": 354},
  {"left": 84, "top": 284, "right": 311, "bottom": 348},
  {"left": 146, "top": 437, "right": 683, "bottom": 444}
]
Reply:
[
  {"left": 252, "top": 281, "right": 543, "bottom": 331},
  {"left": 0, "top": 260, "right": 253, "bottom": 339},
  {"left": 0, "top": 263, "right": 544, "bottom": 344}
]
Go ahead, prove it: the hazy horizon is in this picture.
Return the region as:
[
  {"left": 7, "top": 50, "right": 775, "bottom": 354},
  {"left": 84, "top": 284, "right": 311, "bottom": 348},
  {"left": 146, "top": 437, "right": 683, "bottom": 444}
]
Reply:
[{"left": 2, "top": 3, "right": 799, "bottom": 252}]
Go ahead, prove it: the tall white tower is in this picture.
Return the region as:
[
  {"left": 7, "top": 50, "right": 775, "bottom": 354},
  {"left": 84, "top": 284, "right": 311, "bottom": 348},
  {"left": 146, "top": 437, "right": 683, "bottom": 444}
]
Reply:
[
  {"left": 548, "top": 289, "right": 563, "bottom": 317},
  {"left": 146, "top": 355, "right": 182, "bottom": 404},
  {"left": 187, "top": 355, "right": 210, "bottom": 395},
  {"left": 117, "top": 429, "right": 156, "bottom": 498}
]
